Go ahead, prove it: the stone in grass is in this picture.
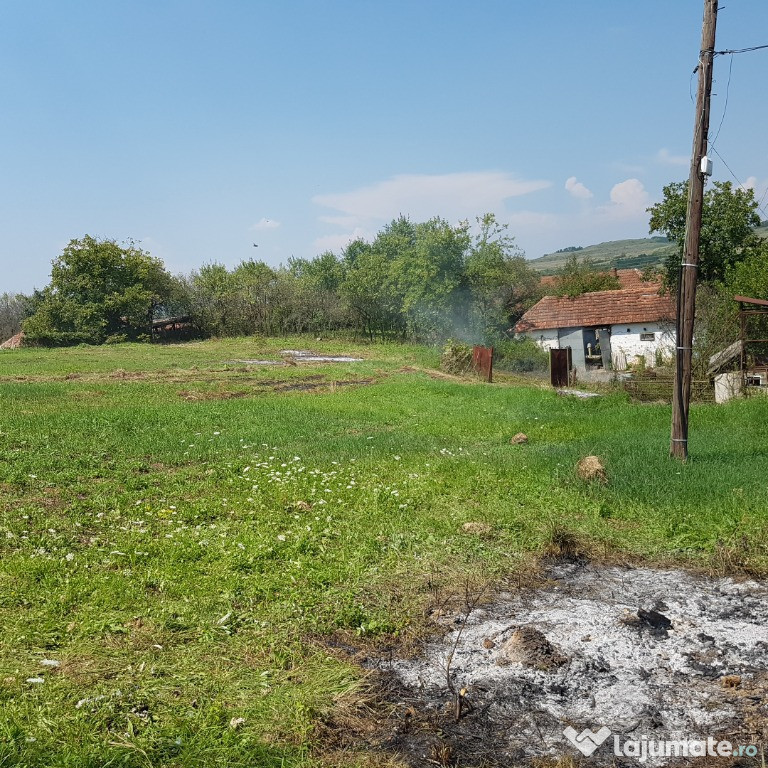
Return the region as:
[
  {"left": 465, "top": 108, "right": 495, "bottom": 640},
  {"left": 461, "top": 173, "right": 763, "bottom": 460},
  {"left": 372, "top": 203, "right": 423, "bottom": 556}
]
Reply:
[
  {"left": 509, "top": 433, "right": 528, "bottom": 445},
  {"left": 462, "top": 521, "right": 492, "bottom": 535},
  {"left": 497, "top": 626, "right": 568, "bottom": 670},
  {"left": 577, "top": 455, "right": 607, "bottom": 483}
]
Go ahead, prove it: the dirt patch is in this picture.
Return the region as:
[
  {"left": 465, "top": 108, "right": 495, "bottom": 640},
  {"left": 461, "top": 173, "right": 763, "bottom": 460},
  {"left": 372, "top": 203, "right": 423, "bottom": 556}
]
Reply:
[
  {"left": 397, "top": 366, "right": 464, "bottom": 382},
  {"left": 109, "top": 369, "right": 149, "bottom": 380},
  {"left": 336, "top": 563, "right": 768, "bottom": 766},
  {"left": 177, "top": 389, "right": 249, "bottom": 401},
  {"left": 177, "top": 377, "right": 376, "bottom": 401}
]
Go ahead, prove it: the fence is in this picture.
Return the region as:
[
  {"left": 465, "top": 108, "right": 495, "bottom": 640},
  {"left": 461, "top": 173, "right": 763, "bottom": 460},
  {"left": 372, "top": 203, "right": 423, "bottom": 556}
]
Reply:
[{"left": 622, "top": 374, "right": 715, "bottom": 403}]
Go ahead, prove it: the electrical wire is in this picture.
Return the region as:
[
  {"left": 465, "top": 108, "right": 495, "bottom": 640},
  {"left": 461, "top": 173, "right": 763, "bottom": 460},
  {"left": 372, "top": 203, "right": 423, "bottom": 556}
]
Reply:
[
  {"left": 693, "top": 42, "right": 768, "bottom": 73},
  {"left": 709, "top": 146, "right": 768, "bottom": 221},
  {"left": 708, "top": 54, "right": 733, "bottom": 150},
  {"left": 714, "top": 44, "right": 768, "bottom": 56}
]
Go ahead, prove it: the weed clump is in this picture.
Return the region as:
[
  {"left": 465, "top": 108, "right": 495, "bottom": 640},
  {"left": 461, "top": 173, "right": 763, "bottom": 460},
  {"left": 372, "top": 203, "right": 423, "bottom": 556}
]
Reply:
[
  {"left": 576, "top": 455, "right": 607, "bottom": 484},
  {"left": 440, "top": 340, "right": 473, "bottom": 375}
]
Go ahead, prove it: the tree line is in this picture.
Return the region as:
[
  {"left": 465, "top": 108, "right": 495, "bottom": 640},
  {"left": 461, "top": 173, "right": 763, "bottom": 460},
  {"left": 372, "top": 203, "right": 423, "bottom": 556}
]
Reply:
[
  {"left": 5, "top": 214, "right": 544, "bottom": 348},
  {"left": 4, "top": 181, "right": 767, "bottom": 368}
]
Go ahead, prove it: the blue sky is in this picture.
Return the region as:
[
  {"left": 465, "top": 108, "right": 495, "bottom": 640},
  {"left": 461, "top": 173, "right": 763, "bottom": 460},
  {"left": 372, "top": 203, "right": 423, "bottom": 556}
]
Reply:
[{"left": 2, "top": 1, "right": 767, "bottom": 294}]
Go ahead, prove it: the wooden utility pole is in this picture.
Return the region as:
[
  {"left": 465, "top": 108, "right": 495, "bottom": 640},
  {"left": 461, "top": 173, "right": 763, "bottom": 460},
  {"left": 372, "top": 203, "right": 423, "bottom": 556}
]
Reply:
[{"left": 670, "top": 0, "right": 718, "bottom": 460}]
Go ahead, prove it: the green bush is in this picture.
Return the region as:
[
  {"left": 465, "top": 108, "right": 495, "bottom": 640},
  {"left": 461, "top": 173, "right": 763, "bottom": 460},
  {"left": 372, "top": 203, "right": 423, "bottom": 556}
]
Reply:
[
  {"left": 440, "top": 339, "right": 474, "bottom": 374},
  {"left": 494, "top": 337, "right": 548, "bottom": 373}
]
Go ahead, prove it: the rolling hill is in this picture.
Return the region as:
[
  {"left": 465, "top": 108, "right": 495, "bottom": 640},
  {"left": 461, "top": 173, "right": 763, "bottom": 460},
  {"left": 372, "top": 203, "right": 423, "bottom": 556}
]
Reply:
[
  {"left": 528, "top": 237, "right": 676, "bottom": 274},
  {"left": 530, "top": 222, "right": 768, "bottom": 275}
]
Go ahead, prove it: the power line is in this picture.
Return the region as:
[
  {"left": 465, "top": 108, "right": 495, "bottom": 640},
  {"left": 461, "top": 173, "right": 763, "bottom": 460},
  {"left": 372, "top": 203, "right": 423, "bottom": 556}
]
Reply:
[
  {"left": 693, "top": 42, "right": 768, "bottom": 73},
  {"left": 709, "top": 145, "right": 768, "bottom": 220},
  {"left": 715, "top": 43, "right": 768, "bottom": 55},
  {"left": 708, "top": 54, "right": 733, "bottom": 149}
]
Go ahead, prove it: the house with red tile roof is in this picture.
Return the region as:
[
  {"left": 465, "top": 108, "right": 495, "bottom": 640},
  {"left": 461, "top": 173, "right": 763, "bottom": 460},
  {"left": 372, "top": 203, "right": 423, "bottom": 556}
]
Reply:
[{"left": 514, "top": 270, "right": 675, "bottom": 371}]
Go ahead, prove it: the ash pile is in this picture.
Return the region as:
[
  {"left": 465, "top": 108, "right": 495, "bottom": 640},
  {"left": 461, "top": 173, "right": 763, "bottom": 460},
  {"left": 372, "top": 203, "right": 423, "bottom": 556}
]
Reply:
[{"left": 381, "top": 564, "right": 768, "bottom": 766}]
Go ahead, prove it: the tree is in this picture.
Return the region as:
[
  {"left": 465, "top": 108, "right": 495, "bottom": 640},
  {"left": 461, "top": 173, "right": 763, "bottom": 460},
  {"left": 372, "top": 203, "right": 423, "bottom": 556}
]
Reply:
[
  {"left": 287, "top": 253, "right": 351, "bottom": 332},
  {"left": 0, "top": 292, "right": 32, "bottom": 342},
  {"left": 647, "top": 180, "right": 761, "bottom": 287},
  {"left": 464, "top": 213, "right": 540, "bottom": 337},
  {"left": 24, "top": 236, "right": 174, "bottom": 345},
  {"left": 549, "top": 254, "right": 621, "bottom": 298},
  {"left": 390, "top": 217, "right": 469, "bottom": 340},
  {"left": 340, "top": 237, "right": 404, "bottom": 340}
]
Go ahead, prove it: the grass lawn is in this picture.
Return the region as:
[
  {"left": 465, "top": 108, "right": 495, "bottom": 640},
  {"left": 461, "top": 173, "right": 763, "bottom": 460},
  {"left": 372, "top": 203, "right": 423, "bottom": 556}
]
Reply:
[{"left": 1, "top": 337, "right": 767, "bottom": 767}]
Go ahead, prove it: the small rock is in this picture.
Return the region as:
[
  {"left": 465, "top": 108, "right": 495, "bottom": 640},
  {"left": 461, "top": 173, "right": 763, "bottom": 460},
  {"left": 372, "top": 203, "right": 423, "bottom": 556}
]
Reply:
[
  {"left": 637, "top": 608, "right": 673, "bottom": 630},
  {"left": 581, "top": 634, "right": 592, "bottom": 642},
  {"left": 483, "top": 638, "right": 496, "bottom": 649},
  {"left": 462, "top": 521, "right": 492, "bottom": 535},
  {"left": 509, "top": 433, "right": 528, "bottom": 445},
  {"left": 497, "top": 626, "right": 567, "bottom": 670},
  {"left": 577, "top": 455, "right": 607, "bottom": 483}
]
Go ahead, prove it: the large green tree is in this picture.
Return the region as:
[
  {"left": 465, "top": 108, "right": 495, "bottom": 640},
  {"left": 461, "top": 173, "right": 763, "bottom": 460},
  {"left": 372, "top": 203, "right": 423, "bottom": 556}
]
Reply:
[
  {"left": 24, "top": 236, "right": 173, "bottom": 345},
  {"left": 647, "top": 180, "right": 761, "bottom": 287},
  {"left": 464, "top": 213, "right": 541, "bottom": 336}
]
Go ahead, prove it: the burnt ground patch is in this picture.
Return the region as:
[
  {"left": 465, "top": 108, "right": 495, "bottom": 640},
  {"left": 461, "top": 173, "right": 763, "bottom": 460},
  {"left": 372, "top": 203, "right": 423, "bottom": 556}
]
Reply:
[{"left": 322, "top": 563, "right": 768, "bottom": 767}]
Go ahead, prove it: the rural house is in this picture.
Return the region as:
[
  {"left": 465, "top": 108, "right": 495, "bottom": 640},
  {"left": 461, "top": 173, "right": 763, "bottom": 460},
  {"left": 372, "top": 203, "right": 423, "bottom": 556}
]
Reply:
[{"left": 514, "top": 269, "right": 675, "bottom": 372}]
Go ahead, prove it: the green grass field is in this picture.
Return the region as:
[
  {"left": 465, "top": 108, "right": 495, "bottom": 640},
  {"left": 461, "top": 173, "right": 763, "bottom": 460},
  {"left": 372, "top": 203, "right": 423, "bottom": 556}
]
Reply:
[{"left": 1, "top": 338, "right": 767, "bottom": 767}]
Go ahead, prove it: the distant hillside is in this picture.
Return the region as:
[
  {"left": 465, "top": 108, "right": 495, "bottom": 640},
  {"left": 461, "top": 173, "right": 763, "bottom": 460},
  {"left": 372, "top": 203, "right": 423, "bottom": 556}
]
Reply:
[
  {"left": 531, "top": 224, "right": 768, "bottom": 274},
  {"left": 528, "top": 237, "right": 675, "bottom": 274}
]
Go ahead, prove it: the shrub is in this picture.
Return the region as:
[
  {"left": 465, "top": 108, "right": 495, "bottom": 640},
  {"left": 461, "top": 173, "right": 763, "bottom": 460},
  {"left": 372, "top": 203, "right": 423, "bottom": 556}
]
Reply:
[
  {"left": 440, "top": 340, "right": 474, "bottom": 374},
  {"left": 494, "top": 338, "right": 548, "bottom": 373}
]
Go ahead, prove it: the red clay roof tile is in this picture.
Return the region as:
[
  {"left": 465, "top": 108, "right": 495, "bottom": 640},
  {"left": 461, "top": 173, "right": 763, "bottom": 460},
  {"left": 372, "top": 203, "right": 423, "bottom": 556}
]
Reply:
[{"left": 515, "top": 281, "right": 674, "bottom": 333}]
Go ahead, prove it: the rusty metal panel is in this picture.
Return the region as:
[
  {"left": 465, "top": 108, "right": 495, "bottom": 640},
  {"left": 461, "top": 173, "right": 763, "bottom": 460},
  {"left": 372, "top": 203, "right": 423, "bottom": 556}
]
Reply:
[
  {"left": 472, "top": 345, "right": 493, "bottom": 382},
  {"left": 550, "top": 347, "right": 571, "bottom": 387}
]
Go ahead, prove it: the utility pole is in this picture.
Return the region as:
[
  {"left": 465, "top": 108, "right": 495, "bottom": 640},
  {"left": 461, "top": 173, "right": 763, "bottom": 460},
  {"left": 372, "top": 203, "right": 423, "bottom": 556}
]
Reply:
[{"left": 670, "top": 0, "right": 718, "bottom": 461}]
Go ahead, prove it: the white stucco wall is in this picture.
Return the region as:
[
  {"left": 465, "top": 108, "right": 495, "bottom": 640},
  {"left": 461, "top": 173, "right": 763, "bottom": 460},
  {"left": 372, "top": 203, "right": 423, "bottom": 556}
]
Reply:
[
  {"left": 608, "top": 323, "right": 674, "bottom": 370},
  {"left": 526, "top": 328, "right": 560, "bottom": 350},
  {"left": 520, "top": 322, "right": 674, "bottom": 371}
]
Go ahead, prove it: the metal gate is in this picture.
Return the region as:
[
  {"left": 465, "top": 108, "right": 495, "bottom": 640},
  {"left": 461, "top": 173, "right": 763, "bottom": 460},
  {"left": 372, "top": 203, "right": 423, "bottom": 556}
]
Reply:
[
  {"left": 550, "top": 347, "right": 571, "bottom": 387},
  {"left": 472, "top": 345, "right": 493, "bottom": 382}
]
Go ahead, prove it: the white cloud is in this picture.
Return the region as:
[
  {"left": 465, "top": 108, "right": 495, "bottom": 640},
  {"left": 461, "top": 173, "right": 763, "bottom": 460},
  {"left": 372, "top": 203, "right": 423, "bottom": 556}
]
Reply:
[
  {"left": 598, "top": 178, "right": 650, "bottom": 219},
  {"left": 743, "top": 176, "right": 758, "bottom": 191},
  {"left": 565, "top": 176, "right": 593, "bottom": 199},
  {"left": 312, "top": 228, "right": 372, "bottom": 254},
  {"left": 656, "top": 148, "right": 689, "bottom": 167},
  {"left": 250, "top": 217, "right": 280, "bottom": 230},
  {"left": 318, "top": 215, "right": 360, "bottom": 228},
  {"left": 312, "top": 171, "right": 551, "bottom": 237}
]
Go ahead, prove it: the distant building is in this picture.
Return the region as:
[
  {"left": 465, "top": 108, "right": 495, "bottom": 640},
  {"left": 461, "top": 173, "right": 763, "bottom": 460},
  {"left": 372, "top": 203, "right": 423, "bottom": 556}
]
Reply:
[{"left": 514, "top": 269, "right": 675, "bottom": 372}]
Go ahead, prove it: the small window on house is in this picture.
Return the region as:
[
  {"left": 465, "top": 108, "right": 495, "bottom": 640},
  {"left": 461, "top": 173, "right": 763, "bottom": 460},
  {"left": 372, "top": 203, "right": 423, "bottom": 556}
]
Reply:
[{"left": 640, "top": 332, "right": 655, "bottom": 341}]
